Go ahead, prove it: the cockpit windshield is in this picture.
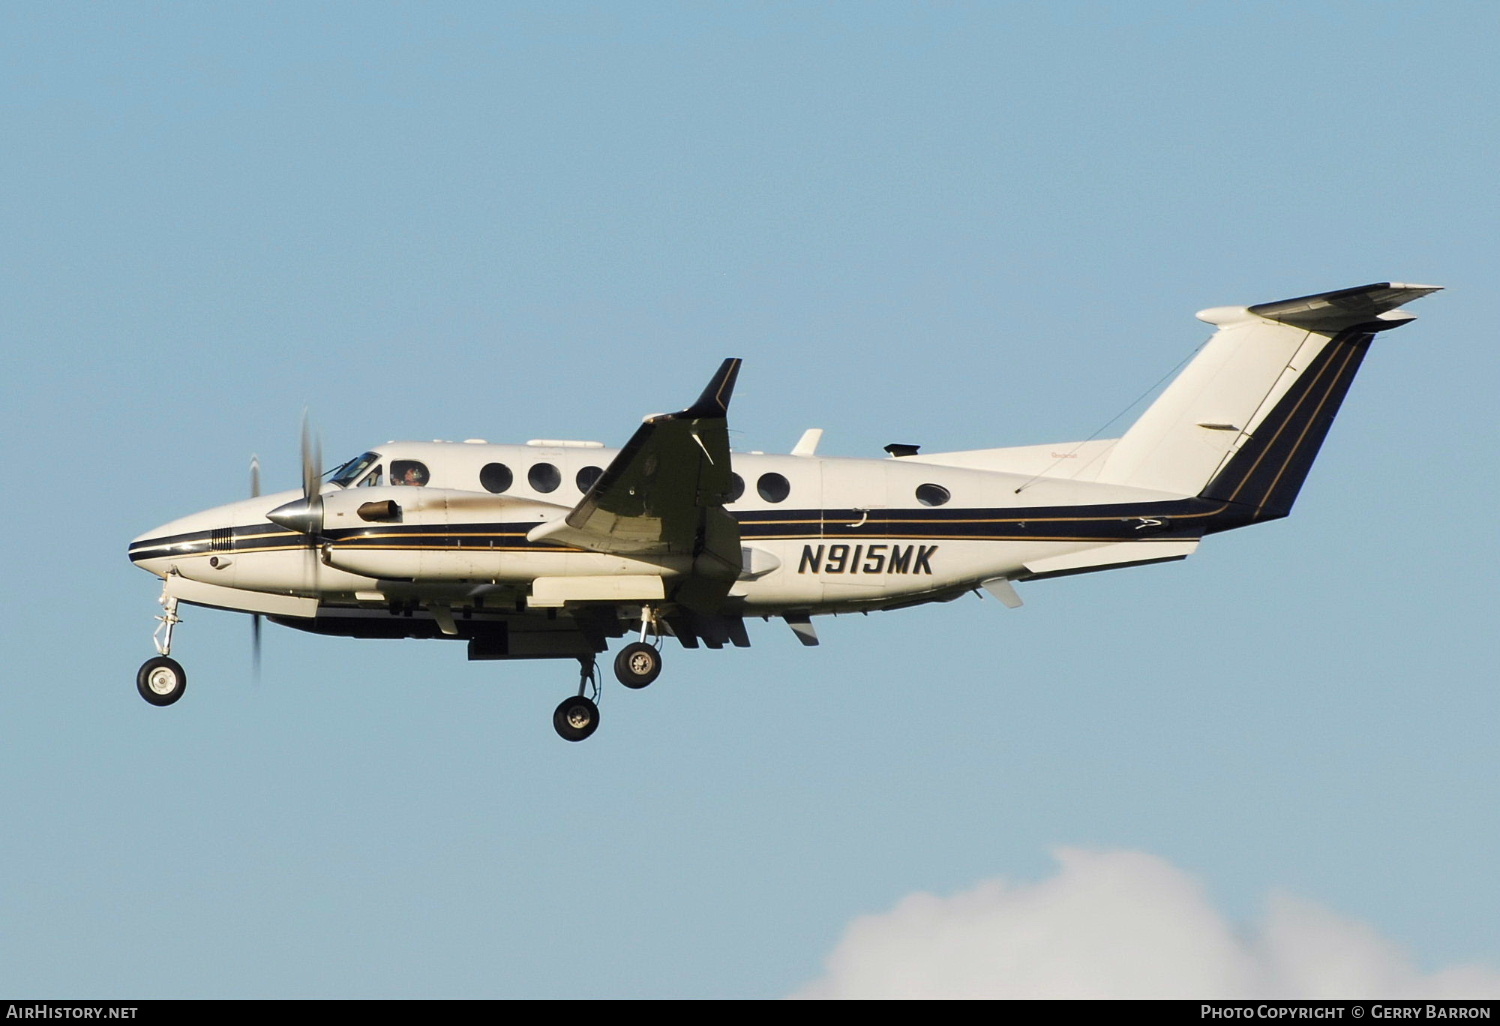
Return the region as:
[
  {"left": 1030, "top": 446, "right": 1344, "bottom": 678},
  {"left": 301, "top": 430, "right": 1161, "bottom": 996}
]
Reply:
[{"left": 329, "top": 452, "right": 381, "bottom": 487}]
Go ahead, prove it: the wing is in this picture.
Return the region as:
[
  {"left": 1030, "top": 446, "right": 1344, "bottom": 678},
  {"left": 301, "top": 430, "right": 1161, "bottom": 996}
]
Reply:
[{"left": 527, "top": 359, "right": 744, "bottom": 603}]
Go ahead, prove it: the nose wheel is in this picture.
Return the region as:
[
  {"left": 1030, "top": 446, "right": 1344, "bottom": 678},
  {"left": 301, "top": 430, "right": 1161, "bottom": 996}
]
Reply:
[{"left": 137, "top": 656, "right": 187, "bottom": 706}]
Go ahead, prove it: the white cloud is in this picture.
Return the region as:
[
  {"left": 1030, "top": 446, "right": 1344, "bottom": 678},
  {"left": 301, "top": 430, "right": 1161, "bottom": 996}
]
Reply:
[{"left": 792, "top": 849, "right": 1500, "bottom": 999}]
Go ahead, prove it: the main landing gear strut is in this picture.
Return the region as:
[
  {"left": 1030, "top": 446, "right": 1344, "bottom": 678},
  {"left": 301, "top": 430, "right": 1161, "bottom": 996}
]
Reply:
[
  {"left": 551, "top": 607, "right": 665, "bottom": 741},
  {"left": 137, "top": 583, "right": 187, "bottom": 707}
]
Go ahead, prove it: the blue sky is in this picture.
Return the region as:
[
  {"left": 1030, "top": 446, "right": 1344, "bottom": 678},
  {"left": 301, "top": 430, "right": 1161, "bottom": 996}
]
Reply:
[{"left": 2, "top": 2, "right": 1497, "bottom": 998}]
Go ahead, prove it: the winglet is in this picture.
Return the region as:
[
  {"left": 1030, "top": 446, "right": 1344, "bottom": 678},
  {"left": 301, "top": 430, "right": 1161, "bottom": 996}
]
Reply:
[{"left": 683, "top": 358, "right": 742, "bottom": 418}]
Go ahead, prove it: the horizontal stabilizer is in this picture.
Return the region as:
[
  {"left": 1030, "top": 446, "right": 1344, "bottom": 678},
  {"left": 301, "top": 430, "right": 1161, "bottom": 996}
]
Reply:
[{"left": 1243, "top": 282, "right": 1441, "bottom": 334}]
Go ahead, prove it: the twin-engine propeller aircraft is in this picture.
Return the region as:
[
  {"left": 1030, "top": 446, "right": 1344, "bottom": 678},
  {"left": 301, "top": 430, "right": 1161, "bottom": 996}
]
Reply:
[{"left": 130, "top": 282, "right": 1439, "bottom": 740}]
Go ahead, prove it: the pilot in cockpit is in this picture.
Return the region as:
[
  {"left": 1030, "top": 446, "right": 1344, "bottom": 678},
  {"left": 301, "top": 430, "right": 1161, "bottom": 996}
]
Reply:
[{"left": 392, "top": 460, "right": 429, "bottom": 487}]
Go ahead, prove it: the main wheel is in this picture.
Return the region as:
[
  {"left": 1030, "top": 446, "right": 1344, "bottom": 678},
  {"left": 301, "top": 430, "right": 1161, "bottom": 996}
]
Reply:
[
  {"left": 614, "top": 642, "right": 662, "bottom": 689},
  {"left": 553, "top": 695, "right": 600, "bottom": 742},
  {"left": 137, "top": 656, "right": 187, "bottom": 707}
]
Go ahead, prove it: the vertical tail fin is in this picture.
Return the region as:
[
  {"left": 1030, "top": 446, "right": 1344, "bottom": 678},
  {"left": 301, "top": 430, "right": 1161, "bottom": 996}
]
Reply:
[{"left": 1096, "top": 283, "right": 1440, "bottom": 513}]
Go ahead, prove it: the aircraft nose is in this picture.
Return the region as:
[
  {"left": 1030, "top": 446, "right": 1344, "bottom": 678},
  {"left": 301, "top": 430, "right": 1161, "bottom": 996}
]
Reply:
[
  {"left": 128, "top": 520, "right": 180, "bottom": 573},
  {"left": 129, "top": 489, "right": 305, "bottom": 575}
]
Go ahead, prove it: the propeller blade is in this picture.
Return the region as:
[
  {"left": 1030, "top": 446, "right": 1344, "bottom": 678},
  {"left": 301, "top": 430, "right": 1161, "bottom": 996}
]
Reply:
[
  {"left": 306, "top": 545, "right": 321, "bottom": 594},
  {"left": 251, "top": 614, "right": 262, "bottom": 681},
  {"left": 298, "top": 411, "right": 323, "bottom": 594},
  {"left": 251, "top": 453, "right": 264, "bottom": 683},
  {"left": 300, "top": 412, "right": 322, "bottom": 504},
  {"left": 262, "top": 416, "right": 325, "bottom": 625}
]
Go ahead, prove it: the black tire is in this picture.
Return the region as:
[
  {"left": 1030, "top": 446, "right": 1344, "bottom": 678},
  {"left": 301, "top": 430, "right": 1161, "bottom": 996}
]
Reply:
[
  {"left": 553, "top": 695, "right": 600, "bottom": 742},
  {"left": 614, "top": 642, "right": 662, "bottom": 689},
  {"left": 137, "top": 656, "right": 187, "bottom": 707}
]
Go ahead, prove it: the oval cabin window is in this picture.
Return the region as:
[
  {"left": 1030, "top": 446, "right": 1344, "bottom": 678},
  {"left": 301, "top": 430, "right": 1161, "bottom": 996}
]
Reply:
[
  {"left": 916, "top": 483, "right": 951, "bottom": 507},
  {"left": 480, "top": 463, "right": 513, "bottom": 494},
  {"left": 727, "top": 473, "right": 745, "bottom": 503},
  {"left": 757, "top": 472, "right": 791, "bottom": 503},
  {"left": 529, "top": 463, "right": 561, "bottom": 493},
  {"left": 576, "top": 466, "right": 603, "bottom": 493}
]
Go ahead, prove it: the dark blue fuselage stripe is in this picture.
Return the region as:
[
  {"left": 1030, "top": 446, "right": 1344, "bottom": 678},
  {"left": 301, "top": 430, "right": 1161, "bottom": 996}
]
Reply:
[{"left": 130, "top": 496, "right": 1266, "bottom": 561}]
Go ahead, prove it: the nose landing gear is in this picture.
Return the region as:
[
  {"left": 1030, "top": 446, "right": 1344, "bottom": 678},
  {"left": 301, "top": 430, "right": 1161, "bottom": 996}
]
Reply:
[{"left": 137, "top": 584, "right": 186, "bottom": 707}]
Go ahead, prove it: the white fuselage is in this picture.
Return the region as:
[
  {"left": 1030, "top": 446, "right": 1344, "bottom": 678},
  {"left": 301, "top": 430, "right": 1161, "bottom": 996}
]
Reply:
[{"left": 129, "top": 438, "right": 1192, "bottom": 621}]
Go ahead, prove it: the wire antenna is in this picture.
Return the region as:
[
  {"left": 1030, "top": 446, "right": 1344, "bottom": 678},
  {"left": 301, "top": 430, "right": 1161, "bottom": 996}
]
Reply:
[{"left": 1013, "top": 335, "right": 1209, "bottom": 494}]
